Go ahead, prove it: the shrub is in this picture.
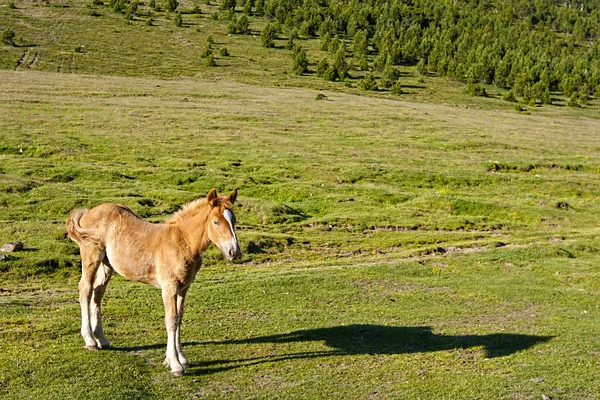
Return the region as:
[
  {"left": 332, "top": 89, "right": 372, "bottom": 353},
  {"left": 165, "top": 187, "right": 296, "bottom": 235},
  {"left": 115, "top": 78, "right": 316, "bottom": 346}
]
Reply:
[
  {"left": 579, "top": 86, "right": 589, "bottom": 105},
  {"left": 205, "top": 53, "right": 216, "bottom": 66},
  {"left": 502, "top": 90, "right": 517, "bottom": 102},
  {"left": 359, "top": 72, "right": 377, "bottom": 91},
  {"left": 2, "top": 29, "right": 16, "bottom": 46},
  {"left": 174, "top": 11, "right": 182, "bottom": 26},
  {"left": 391, "top": 78, "right": 403, "bottom": 94},
  {"left": 416, "top": 58, "right": 427, "bottom": 75},
  {"left": 568, "top": 92, "right": 580, "bottom": 108},
  {"left": 466, "top": 82, "right": 487, "bottom": 97},
  {"left": 284, "top": 37, "right": 295, "bottom": 50},
  {"left": 124, "top": 0, "right": 138, "bottom": 20},
  {"left": 110, "top": 0, "right": 126, "bottom": 12},
  {"left": 200, "top": 44, "right": 212, "bottom": 58},
  {"left": 223, "top": 8, "right": 234, "bottom": 20}
]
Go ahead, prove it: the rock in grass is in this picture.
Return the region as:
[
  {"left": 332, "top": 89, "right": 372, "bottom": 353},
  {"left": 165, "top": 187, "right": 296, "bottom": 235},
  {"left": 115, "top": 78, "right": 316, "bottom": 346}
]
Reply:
[
  {"left": 0, "top": 242, "right": 23, "bottom": 252},
  {"left": 0, "top": 254, "right": 10, "bottom": 261}
]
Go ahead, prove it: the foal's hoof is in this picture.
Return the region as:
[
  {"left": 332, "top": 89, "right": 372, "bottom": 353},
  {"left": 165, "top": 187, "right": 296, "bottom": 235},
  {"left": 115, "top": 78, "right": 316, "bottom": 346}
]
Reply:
[
  {"left": 85, "top": 344, "right": 99, "bottom": 351},
  {"left": 99, "top": 344, "right": 111, "bottom": 350},
  {"left": 171, "top": 370, "right": 184, "bottom": 377}
]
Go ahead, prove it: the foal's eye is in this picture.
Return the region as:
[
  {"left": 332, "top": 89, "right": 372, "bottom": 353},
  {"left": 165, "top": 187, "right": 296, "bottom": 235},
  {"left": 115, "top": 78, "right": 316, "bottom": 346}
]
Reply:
[{"left": 213, "top": 219, "right": 220, "bottom": 226}]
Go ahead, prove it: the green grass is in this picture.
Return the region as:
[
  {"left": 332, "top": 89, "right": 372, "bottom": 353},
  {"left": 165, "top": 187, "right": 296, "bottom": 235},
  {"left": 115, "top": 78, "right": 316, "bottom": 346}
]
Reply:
[{"left": 1, "top": 0, "right": 600, "bottom": 398}]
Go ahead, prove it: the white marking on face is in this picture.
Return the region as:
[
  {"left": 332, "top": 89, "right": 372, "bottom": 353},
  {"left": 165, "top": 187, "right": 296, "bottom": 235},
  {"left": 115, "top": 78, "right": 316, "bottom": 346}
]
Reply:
[{"left": 223, "top": 209, "right": 237, "bottom": 248}]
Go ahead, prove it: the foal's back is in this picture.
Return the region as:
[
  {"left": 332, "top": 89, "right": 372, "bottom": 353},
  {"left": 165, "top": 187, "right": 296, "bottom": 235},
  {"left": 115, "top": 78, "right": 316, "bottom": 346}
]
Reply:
[{"left": 79, "top": 203, "right": 185, "bottom": 286}]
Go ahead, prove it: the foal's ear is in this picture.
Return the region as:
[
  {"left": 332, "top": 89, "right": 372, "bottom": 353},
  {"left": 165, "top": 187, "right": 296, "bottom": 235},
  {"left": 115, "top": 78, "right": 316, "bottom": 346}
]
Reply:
[
  {"left": 207, "top": 189, "right": 218, "bottom": 207},
  {"left": 228, "top": 188, "right": 238, "bottom": 204}
]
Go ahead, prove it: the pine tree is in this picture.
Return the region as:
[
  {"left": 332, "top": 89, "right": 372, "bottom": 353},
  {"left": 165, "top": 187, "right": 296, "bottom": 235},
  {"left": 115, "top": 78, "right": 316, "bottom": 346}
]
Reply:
[
  {"left": 261, "top": 23, "right": 276, "bottom": 48},
  {"left": 220, "top": 0, "right": 235, "bottom": 10},
  {"left": 236, "top": 13, "right": 250, "bottom": 34},
  {"left": 323, "top": 66, "right": 338, "bottom": 81},
  {"left": 165, "top": 0, "right": 178, "bottom": 12},
  {"left": 292, "top": 46, "right": 309, "bottom": 75},
  {"left": 284, "top": 37, "right": 294, "bottom": 50},
  {"left": 227, "top": 18, "right": 237, "bottom": 34},
  {"left": 332, "top": 46, "right": 349, "bottom": 79},
  {"left": 380, "top": 57, "right": 399, "bottom": 88},
  {"left": 254, "top": 0, "right": 264, "bottom": 14},
  {"left": 320, "top": 32, "right": 331, "bottom": 51},
  {"left": 328, "top": 35, "right": 341, "bottom": 54},
  {"left": 353, "top": 29, "right": 368, "bottom": 60},
  {"left": 358, "top": 56, "right": 369, "bottom": 71},
  {"left": 316, "top": 57, "right": 329, "bottom": 77},
  {"left": 242, "top": 0, "right": 252, "bottom": 15}
]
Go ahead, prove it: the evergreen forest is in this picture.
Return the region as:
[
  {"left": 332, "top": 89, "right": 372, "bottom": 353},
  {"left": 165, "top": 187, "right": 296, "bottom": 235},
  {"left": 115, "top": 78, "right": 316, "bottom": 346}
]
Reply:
[{"left": 251, "top": 0, "right": 600, "bottom": 102}]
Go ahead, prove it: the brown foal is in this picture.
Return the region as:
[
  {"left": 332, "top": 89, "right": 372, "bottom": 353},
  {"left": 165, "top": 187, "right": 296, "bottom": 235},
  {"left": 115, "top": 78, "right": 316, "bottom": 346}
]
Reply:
[{"left": 66, "top": 189, "right": 241, "bottom": 375}]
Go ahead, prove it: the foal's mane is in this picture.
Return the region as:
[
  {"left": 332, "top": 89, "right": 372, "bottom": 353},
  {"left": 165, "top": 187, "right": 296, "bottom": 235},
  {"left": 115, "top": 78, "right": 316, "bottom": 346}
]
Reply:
[{"left": 166, "top": 196, "right": 233, "bottom": 224}]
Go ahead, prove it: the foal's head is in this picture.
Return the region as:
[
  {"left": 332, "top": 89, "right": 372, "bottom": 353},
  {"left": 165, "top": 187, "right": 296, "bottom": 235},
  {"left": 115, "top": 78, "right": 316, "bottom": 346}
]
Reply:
[{"left": 206, "top": 189, "right": 241, "bottom": 261}]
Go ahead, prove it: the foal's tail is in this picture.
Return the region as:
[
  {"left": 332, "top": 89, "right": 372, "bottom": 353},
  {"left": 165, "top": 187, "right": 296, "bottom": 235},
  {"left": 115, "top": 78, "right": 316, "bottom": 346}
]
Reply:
[{"left": 66, "top": 209, "right": 100, "bottom": 246}]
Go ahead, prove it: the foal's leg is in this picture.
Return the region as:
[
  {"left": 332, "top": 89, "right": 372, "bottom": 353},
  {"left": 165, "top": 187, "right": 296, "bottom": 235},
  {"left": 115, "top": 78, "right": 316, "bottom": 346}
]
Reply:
[
  {"left": 90, "top": 262, "right": 113, "bottom": 349},
  {"left": 78, "top": 245, "right": 104, "bottom": 350},
  {"left": 161, "top": 282, "right": 185, "bottom": 376},
  {"left": 175, "top": 287, "right": 190, "bottom": 368}
]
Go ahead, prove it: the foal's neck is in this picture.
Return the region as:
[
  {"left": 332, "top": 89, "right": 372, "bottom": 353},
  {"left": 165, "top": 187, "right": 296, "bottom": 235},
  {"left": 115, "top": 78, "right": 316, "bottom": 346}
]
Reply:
[{"left": 173, "top": 205, "right": 211, "bottom": 259}]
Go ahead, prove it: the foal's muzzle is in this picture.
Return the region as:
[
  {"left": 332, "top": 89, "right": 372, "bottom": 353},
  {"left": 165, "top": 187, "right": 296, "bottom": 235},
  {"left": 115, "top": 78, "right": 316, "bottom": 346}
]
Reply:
[{"left": 224, "top": 244, "right": 241, "bottom": 261}]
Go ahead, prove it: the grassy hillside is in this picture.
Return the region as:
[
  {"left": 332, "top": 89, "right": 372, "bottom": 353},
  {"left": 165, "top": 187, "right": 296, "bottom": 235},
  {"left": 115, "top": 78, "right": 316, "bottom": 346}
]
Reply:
[{"left": 1, "top": 0, "right": 600, "bottom": 398}]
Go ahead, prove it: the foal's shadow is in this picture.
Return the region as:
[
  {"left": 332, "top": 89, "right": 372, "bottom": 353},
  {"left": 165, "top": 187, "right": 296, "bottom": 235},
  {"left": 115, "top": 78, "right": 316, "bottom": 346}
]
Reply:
[{"left": 181, "top": 324, "right": 552, "bottom": 376}]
